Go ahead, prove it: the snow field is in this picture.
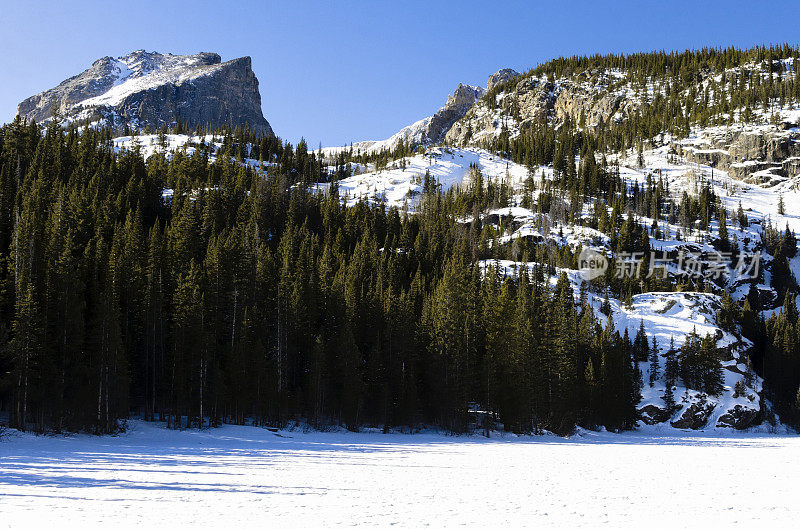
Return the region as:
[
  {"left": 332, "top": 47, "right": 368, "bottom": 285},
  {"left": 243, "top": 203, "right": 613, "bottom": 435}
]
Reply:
[{"left": 0, "top": 420, "right": 798, "bottom": 528}]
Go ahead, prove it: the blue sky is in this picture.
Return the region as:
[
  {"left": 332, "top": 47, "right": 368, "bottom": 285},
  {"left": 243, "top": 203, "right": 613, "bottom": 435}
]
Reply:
[{"left": 1, "top": 0, "right": 799, "bottom": 146}]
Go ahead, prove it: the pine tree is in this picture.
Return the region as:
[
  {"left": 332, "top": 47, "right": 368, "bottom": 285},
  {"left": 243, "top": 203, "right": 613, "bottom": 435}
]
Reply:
[
  {"left": 582, "top": 358, "right": 598, "bottom": 427},
  {"left": 679, "top": 330, "right": 701, "bottom": 390},
  {"left": 698, "top": 334, "right": 724, "bottom": 396},
  {"left": 665, "top": 337, "right": 679, "bottom": 388},
  {"left": 649, "top": 335, "right": 660, "bottom": 386},
  {"left": 717, "top": 207, "right": 729, "bottom": 252},
  {"left": 170, "top": 261, "right": 204, "bottom": 428},
  {"left": 634, "top": 320, "right": 649, "bottom": 362},
  {"left": 737, "top": 201, "right": 748, "bottom": 227},
  {"left": 662, "top": 381, "right": 676, "bottom": 414},
  {"left": 637, "top": 141, "right": 645, "bottom": 168},
  {"left": 9, "top": 285, "right": 41, "bottom": 431}
]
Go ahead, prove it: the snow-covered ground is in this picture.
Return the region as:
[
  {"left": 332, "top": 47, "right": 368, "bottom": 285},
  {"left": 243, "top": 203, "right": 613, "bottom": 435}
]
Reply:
[
  {"left": 315, "top": 146, "right": 533, "bottom": 210},
  {"left": 113, "top": 133, "right": 222, "bottom": 159},
  {"left": 0, "top": 420, "right": 796, "bottom": 528},
  {"left": 112, "top": 133, "right": 265, "bottom": 168}
]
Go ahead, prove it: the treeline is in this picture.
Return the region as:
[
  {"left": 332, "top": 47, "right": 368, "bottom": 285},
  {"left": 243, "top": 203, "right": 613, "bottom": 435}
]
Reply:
[
  {"left": 505, "top": 43, "right": 799, "bottom": 93},
  {"left": 0, "top": 118, "right": 650, "bottom": 435},
  {"left": 481, "top": 44, "right": 800, "bottom": 162}
]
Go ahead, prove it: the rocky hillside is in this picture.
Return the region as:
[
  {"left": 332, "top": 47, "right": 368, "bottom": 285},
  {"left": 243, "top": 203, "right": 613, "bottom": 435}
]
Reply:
[
  {"left": 16, "top": 50, "right": 272, "bottom": 135},
  {"left": 443, "top": 67, "right": 653, "bottom": 145}
]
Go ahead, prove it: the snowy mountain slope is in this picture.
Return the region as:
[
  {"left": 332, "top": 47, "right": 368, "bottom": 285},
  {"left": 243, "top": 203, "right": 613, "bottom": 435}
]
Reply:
[
  {"left": 336, "top": 115, "right": 437, "bottom": 156},
  {"left": 319, "top": 123, "right": 798, "bottom": 296},
  {"left": 16, "top": 50, "right": 272, "bottom": 135},
  {"left": 111, "top": 133, "right": 268, "bottom": 204},
  {"left": 318, "top": 66, "right": 520, "bottom": 155},
  {"left": 113, "top": 133, "right": 223, "bottom": 159},
  {"left": 610, "top": 292, "right": 760, "bottom": 430},
  {"left": 328, "top": 133, "right": 797, "bottom": 263},
  {"left": 480, "top": 258, "right": 763, "bottom": 430},
  {"left": 450, "top": 132, "right": 800, "bottom": 430},
  {"left": 614, "top": 140, "right": 800, "bottom": 303},
  {"left": 321, "top": 67, "right": 524, "bottom": 156},
  {"left": 111, "top": 133, "right": 267, "bottom": 169},
  {"left": 315, "top": 146, "right": 531, "bottom": 209},
  {"left": 488, "top": 138, "right": 797, "bottom": 289},
  {"left": 81, "top": 52, "right": 229, "bottom": 107}
]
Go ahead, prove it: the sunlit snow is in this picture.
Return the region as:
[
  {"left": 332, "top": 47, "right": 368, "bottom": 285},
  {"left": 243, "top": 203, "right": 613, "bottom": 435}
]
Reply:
[{"left": 1, "top": 421, "right": 797, "bottom": 528}]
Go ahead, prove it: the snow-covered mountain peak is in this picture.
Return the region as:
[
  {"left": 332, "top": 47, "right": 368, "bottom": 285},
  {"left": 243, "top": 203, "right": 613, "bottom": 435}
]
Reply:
[
  {"left": 16, "top": 50, "right": 271, "bottom": 135},
  {"left": 79, "top": 51, "right": 228, "bottom": 108}
]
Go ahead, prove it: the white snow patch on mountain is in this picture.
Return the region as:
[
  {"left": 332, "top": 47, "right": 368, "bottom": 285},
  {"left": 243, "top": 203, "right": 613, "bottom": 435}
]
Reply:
[
  {"left": 315, "top": 147, "right": 532, "bottom": 210},
  {"left": 323, "top": 115, "right": 436, "bottom": 156},
  {"left": 112, "top": 134, "right": 267, "bottom": 171},
  {"left": 83, "top": 53, "right": 225, "bottom": 107}
]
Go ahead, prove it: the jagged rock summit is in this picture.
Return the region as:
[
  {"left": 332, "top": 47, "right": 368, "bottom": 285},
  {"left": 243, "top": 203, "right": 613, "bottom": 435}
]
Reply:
[
  {"left": 422, "top": 83, "right": 485, "bottom": 145},
  {"left": 16, "top": 50, "right": 272, "bottom": 135},
  {"left": 487, "top": 68, "right": 520, "bottom": 90},
  {"left": 334, "top": 83, "right": 485, "bottom": 155}
]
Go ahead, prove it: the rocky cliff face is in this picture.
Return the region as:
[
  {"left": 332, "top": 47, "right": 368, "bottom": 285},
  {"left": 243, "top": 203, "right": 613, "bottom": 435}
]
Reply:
[
  {"left": 445, "top": 73, "right": 644, "bottom": 146},
  {"left": 426, "top": 84, "right": 485, "bottom": 143},
  {"left": 16, "top": 50, "right": 272, "bottom": 136},
  {"left": 677, "top": 126, "right": 800, "bottom": 182}
]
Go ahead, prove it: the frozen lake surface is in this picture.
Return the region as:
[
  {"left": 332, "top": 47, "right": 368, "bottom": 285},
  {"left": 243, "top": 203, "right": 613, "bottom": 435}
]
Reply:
[{"left": 1, "top": 421, "right": 797, "bottom": 528}]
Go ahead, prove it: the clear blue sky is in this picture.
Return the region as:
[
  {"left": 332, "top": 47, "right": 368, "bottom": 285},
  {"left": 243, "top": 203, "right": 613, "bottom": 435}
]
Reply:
[{"left": 1, "top": 0, "right": 799, "bottom": 146}]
